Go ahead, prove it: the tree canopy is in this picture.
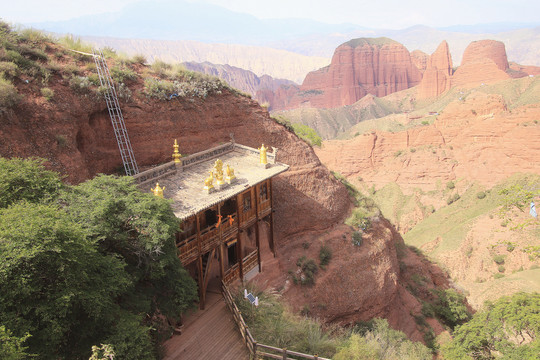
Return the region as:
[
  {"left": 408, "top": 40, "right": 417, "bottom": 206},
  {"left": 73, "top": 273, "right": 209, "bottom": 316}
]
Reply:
[
  {"left": 0, "top": 158, "right": 197, "bottom": 359},
  {"left": 441, "top": 292, "right": 540, "bottom": 360}
]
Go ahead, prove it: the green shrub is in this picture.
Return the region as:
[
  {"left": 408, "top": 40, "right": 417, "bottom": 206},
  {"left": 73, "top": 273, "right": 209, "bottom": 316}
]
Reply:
[
  {"left": 111, "top": 65, "right": 137, "bottom": 83},
  {"left": 431, "top": 288, "right": 471, "bottom": 329},
  {"left": 319, "top": 245, "right": 332, "bottom": 266},
  {"left": 498, "top": 265, "right": 505, "bottom": 273},
  {"left": 291, "top": 122, "right": 323, "bottom": 147},
  {"left": 493, "top": 254, "right": 506, "bottom": 265},
  {"left": 69, "top": 75, "right": 93, "bottom": 94},
  {"left": 410, "top": 147, "right": 416, "bottom": 153},
  {"left": 476, "top": 191, "right": 486, "bottom": 199},
  {"left": 40, "top": 87, "right": 54, "bottom": 101},
  {"left": 352, "top": 231, "right": 363, "bottom": 246},
  {"left": 0, "top": 61, "right": 18, "bottom": 77},
  {"left": 421, "top": 120, "right": 429, "bottom": 125},
  {"left": 131, "top": 54, "right": 147, "bottom": 64},
  {"left": 296, "top": 256, "right": 318, "bottom": 286},
  {"left": 446, "top": 193, "right": 460, "bottom": 205},
  {"left": 0, "top": 76, "right": 21, "bottom": 108},
  {"left": 446, "top": 180, "right": 455, "bottom": 189}
]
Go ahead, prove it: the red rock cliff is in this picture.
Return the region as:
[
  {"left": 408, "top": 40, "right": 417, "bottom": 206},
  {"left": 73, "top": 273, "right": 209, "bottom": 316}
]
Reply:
[
  {"left": 0, "top": 61, "right": 349, "bottom": 240},
  {"left": 418, "top": 41, "right": 453, "bottom": 99},
  {"left": 273, "top": 38, "right": 422, "bottom": 110},
  {"left": 451, "top": 40, "right": 510, "bottom": 88}
]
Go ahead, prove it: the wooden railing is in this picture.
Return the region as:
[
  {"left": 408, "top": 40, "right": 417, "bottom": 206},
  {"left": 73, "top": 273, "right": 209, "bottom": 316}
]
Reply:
[
  {"left": 177, "top": 234, "right": 198, "bottom": 265},
  {"left": 223, "top": 263, "right": 240, "bottom": 286},
  {"left": 242, "top": 249, "right": 258, "bottom": 275},
  {"left": 221, "top": 282, "right": 331, "bottom": 360}
]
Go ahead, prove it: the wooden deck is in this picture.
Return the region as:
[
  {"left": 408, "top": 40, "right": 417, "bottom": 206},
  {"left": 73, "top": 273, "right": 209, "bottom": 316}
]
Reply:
[{"left": 162, "top": 282, "right": 250, "bottom": 360}]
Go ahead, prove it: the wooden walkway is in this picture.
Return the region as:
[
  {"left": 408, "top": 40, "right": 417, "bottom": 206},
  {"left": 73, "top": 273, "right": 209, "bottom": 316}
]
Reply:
[{"left": 162, "top": 283, "right": 250, "bottom": 360}]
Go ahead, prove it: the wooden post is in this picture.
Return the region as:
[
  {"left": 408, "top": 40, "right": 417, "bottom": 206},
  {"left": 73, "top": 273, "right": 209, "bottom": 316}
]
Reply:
[
  {"left": 269, "top": 178, "right": 276, "bottom": 257},
  {"left": 218, "top": 202, "right": 225, "bottom": 280},
  {"left": 235, "top": 194, "right": 244, "bottom": 282},
  {"left": 196, "top": 215, "right": 205, "bottom": 310},
  {"left": 282, "top": 348, "right": 287, "bottom": 360},
  {"left": 254, "top": 184, "right": 261, "bottom": 272},
  {"left": 253, "top": 341, "right": 257, "bottom": 359}
]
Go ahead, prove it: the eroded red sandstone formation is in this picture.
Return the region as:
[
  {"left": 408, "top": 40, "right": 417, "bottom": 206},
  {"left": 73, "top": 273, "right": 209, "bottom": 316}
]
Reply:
[
  {"left": 411, "top": 50, "right": 429, "bottom": 73},
  {"left": 0, "top": 70, "right": 349, "bottom": 240},
  {"left": 316, "top": 91, "right": 540, "bottom": 191},
  {"left": 451, "top": 40, "right": 510, "bottom": 88},
  {"left": 272, "top": 38, "right": 422, "bottom": 110},
  {"left": 418, "top": 41, "right": 453, "bottom": 99}
]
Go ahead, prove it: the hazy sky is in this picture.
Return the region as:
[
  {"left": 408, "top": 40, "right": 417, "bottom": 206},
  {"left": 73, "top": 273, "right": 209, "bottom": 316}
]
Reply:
[{"left": 1, "top": 0, "right": 539, "bottom": 29}]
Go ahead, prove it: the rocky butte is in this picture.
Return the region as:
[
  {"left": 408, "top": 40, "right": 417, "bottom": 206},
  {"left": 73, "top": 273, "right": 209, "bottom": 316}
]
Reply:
[{"left": 273, "top": 37, "right": 422, "bottom": 110}]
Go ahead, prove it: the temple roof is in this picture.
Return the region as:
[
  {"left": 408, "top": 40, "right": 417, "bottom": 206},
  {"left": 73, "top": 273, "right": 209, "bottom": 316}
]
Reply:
[{"left": 134, "top": 142, "right": 289, "bottom": 220}]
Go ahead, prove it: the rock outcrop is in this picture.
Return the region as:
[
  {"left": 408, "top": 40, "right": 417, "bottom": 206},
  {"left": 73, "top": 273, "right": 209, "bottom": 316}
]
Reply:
[
  {"left": 272, "top": 38, "right": 422, "bottom": 110},
  {"left": 316, "top": 90, "right": 540, "bottom": 191},
  {"left": 410, "top": 50, "right": 429, "bottom": 73},
  {"left": 0, "top": 58, "right": 349, "bottom": 240},
  {"left": 181, "top": 61, "right": 296, "bottom": 106},
  {"left": 417, "top": 41, "right": 453, "bottom": 99},
  {"left": 451, "top": 40, "right": 510, "bottom": 87}
]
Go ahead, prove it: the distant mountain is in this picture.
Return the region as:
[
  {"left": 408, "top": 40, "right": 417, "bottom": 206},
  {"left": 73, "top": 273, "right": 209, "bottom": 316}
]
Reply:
[
  {"left": 82, "top": 36, "right": 329, "bottom": 84},
  {"left": 30, "top": 0, "right": 366, "bottom": 44},
  {"left": 181, "top": 61, "right": 296, "bottom": 99}
]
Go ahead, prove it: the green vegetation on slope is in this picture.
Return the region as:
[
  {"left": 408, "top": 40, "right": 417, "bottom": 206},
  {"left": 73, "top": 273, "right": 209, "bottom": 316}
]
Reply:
[
  {"left": 0, "top": 158, "right": 197, "bottom": 359},
  {"left": 235, "top": 285, "right": 431, "bottom": 359},
  {"left": 441, "top": 292, "right": 540, "bottom": 360}
]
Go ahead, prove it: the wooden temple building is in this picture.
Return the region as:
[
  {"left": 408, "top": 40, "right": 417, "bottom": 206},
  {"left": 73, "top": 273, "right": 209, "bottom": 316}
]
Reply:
[{"left": 133, "top": 139, "right": 289, "bottom": 308}]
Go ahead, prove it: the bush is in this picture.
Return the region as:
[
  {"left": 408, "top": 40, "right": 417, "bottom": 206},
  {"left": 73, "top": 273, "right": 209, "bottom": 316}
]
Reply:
[
  {"left": 446, "top": 193, "right": 460, "bottom": 205},
  {"left": 69, "top": 75, "right": 93, "bottom": 94},
  {"left": 476, "top": 191, "right": 486, "bottom": 199},
  {"left": 296, "top": 256, "right": 318, "bottom": 286},
  {"left": 446, "top": 180, "right": 455, "bottom": 189},
  {"left": 0, "top": 76, "right": 21, "bottom": 108},
  {"left": 111, "top": 65, "right": 137, "bottom": 83},
  {"left": 319, "top": 245, "right": 332, "bottom": 266},
  {"left": 40, "top": 87, "right": 54, "bottom": 101},
  {"left": 431, "top": 288, "right": 471, "bottom": 329},
  {"left": 352, "top": 231, "right": 363, "bottom": 246},
  {"left": 0, "top": 61, "right": 19, "bottom": 77},
  {"left": 492, "top": 254, "right": 506, "bottom": 265}
]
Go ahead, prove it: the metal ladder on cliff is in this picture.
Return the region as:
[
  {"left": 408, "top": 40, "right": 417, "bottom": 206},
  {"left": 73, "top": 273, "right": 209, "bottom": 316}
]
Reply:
[{"left": 93, "top": 49, "right": 139, "bottom": 176}]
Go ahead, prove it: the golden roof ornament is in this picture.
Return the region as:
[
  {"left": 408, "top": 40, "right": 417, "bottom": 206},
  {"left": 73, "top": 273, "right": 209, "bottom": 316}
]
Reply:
[
  {"left": 225, "top": 164, "right": 236, "bottom": 184},
  {"left": 259, "top": 144, "right": 269, "bottom": 168},
  {"left": 172, "top": 139, "right": 182, "bottom": 164},
  {"left": 214, "top": 159, "right": 225, "bottom": 186},
  {"left": 204, "top": 171, "right": 214, "bottom": 193},
  {"left": 151, "top": 182, "right": 165, "bottom": 198}
]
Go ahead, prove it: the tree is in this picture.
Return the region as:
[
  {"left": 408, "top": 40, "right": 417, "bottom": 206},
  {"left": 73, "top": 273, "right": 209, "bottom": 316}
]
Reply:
[
  {"left": 0, "top": 325, "right": 32, "bottom": 360},
  {"left": 0, "top": 157, "right": 62, "bottom": 208},
  {"left": 0, "top": 203, "right": 131, "bottom": 359},
  {"left": 61, "top": 175, "right": 197, "bottom": 328},
  {"left": 442, "top": 292, "right": 540, "bottom": 360}
]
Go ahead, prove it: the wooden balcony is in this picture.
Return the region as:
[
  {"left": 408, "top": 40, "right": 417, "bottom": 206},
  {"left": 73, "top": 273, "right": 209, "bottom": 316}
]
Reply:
[
  {"left": 221, "top": 213, "right": 238, "bottom": 240},
  {"left": 200, "top": 225, "right": 220, "bottom": 253},
  {"left": 178, "top": 234, "right": 198, "bottom": 265}
]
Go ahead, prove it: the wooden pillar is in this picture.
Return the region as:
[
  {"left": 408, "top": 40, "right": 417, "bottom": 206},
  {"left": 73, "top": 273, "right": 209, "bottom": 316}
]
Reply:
[
  {"left": 236, "top": 193, "right": 244, "bottom": 282},
  {"left": 218, "top": 202, "right": 224, "bottom": 280},
  {"left": 269, "top": 178, "right": 276, "bottom": 257},
  {"left": 254, "top": 184, "right": 262, "bottom": 272},
  {"left": 196, "top": 215, "right": 205, "bottom": 310}
]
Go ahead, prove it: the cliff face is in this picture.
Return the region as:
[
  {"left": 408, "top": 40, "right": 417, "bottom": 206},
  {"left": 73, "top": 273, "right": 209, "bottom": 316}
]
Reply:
[
  {"left": 315, "top": 90, "right": 540, "bottom": 191},
  {"left": 418, "top": 41, "right": 453, "bottom": 99},
  {"left": 451, "top": 40, "right": 510, "bottom": 88},
  {"left": 272, "top": 38, "right": 422, "bottom": 110},
  {"left": 410, "top": 50, "right": 429, "bottom": 73},
  {"left": 0, "top": 67, "right": 349, "bottom": 240},
  {"left": 181, "top": 61, "right": 296, "bottom": 104}
]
